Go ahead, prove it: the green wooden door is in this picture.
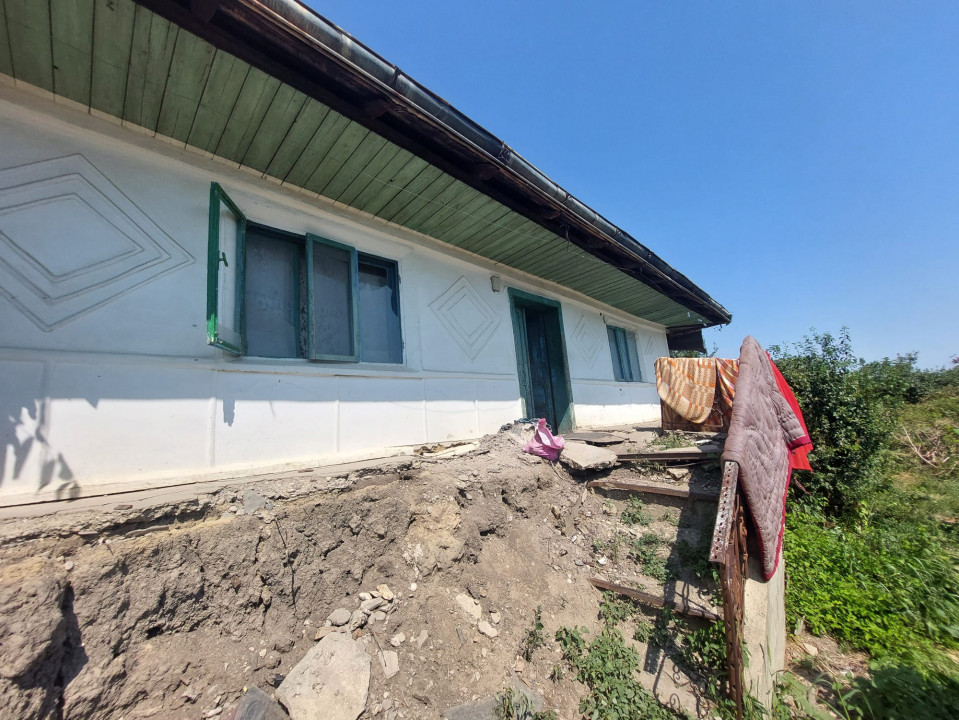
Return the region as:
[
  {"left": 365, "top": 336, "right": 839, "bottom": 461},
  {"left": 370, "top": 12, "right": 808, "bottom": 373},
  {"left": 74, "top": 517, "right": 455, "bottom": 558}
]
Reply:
[{"left": 508, "top": 289, "right": 574, "bottom": 433}]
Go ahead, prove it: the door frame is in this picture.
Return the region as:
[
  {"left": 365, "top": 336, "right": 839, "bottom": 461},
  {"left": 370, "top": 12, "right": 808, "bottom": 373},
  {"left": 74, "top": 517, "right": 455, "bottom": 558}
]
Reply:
[{"left": 507, "top": 288, "right": 575, "bottom": 433}]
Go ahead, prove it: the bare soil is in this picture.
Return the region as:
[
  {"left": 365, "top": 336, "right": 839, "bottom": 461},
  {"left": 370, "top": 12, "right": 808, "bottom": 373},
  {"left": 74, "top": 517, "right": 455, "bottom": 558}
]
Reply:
[{"left": 0, "top": 428, "right": 724, "bottom": 720}]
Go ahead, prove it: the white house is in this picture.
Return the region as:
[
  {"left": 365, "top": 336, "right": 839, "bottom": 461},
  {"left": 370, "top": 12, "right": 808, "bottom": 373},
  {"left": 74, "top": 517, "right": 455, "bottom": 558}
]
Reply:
[{"left": 0, "top": 0, "right": 730, "bottom": 506}]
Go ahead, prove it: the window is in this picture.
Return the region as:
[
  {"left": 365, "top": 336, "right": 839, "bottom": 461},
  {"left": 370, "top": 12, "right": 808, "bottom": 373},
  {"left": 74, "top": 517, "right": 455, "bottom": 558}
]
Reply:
[
  {"left": 207, "top": 182, "right": 402, "bottom": 363},
  {"left": 607, "top": 326, "right": 642, "bottom": 382}
]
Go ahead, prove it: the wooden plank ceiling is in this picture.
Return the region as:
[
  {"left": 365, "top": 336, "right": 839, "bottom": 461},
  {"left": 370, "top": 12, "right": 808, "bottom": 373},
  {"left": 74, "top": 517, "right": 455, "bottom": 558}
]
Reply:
[{"left": 0, "top": 0, "right": 706, "bottom": 327}]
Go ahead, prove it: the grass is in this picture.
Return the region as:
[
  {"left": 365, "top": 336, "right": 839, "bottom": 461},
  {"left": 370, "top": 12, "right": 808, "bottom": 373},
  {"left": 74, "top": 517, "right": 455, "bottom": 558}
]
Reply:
[{"left": 783, "top": 382, "right": 959, "bottom": 717}]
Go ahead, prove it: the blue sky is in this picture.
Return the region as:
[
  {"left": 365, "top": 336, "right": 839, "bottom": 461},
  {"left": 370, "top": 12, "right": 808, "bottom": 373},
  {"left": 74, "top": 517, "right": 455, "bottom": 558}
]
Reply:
[{"left": 308, "top": 1, "right": 959, "bottom": 368}]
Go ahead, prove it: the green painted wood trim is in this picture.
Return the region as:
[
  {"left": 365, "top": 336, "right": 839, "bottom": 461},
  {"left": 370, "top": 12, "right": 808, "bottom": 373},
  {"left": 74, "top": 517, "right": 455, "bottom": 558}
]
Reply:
[
  {"left": 207, "top": 182, "right": 246, "bottom": 355},
  {"left": 51, "top": 0, "right": 94, "bottom": 105},
  {"left": 91, "top": 0, "right": 136, "bottom": 118},
  {"left": 305, "top": 233, "right": 359, "bottom": 362},
  {"left": 0, "top": 2, "right": 14, "bottom": 76},
  {"left": 5, "top": 0, "right": 54, "bottom": 90}
]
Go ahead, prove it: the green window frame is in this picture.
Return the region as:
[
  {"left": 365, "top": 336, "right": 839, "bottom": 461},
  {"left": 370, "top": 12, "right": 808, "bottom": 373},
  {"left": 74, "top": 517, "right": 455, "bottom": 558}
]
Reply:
[
  {"left": 207, "top": 182, "right": 247, "bottom": 355},
  {"left": 206, "top": 182, "right": 401, "bottom": 363},
  {"left": 607, "top": 326, "right": 642, "bottom": 382}
]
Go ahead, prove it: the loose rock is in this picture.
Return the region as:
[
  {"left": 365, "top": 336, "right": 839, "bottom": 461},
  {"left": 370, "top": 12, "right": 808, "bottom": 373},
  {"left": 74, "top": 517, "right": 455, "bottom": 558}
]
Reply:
[
  {"left": 277, "top": 633, "right": 371, "bottom": 720},
  {"left": 328, "top": 608, "right": 352, "bottom": 627},
  {"left": 559, "top": 442, "right": 618, "bottom": 472},
  {"left": 477, "top": 621, "right": 498, "bottom": 638},
  {"left": 378, "top": 650, "right": 399, "bottom": 679},
  {"left": 233, "top": 686, "right": 288, "bottom": 720},
  {"left": 455, "top": 593, "right": 481, "bottom": 621}
]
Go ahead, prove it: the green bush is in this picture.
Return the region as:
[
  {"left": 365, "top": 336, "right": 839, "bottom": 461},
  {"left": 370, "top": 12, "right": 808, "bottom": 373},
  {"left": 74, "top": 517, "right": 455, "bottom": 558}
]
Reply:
[{"left": 770, "top": 330, "right": 900, "bottom": 516}]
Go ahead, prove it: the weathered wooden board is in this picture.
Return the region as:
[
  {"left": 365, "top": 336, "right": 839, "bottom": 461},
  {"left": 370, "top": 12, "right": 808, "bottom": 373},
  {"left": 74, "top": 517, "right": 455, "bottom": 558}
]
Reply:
[
  {"left": 241, "top": 83, "right": 307, "bottom": 172},
  {"left": 187, "top": 52, "right": 250, "bottom": 153},
  {"left": 5, "top": 0, "right": 54, "bottom": 90},
  {"left": 156, "top": 31, "right": 216, "bottom": 142},
  {"left": 586, "top": 480, "right": 719, "bottom": 502},
  {"left": 51, "top": 0, "right": 94, "bottom": 105},
  {"left": 564, "top": 432, "right": 624, "bottom": 446},
  {"left": 91, "top": 0, "right": 136, "bottom": 118}
]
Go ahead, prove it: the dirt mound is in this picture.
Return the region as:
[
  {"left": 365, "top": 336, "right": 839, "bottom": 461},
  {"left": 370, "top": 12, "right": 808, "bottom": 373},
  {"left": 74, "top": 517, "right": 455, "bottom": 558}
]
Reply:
[{"left": 0, "top": 429, "right": 725, "bottom": 719}]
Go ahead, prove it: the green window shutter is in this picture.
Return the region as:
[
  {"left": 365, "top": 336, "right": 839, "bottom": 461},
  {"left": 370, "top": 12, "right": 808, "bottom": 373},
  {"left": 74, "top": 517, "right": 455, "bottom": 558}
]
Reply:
[
  {"left": 306, "top": 233, "right": 359, "bottom": 361},
  {"left": 207, "top": 183, "right": 247, "bottom": 355}
]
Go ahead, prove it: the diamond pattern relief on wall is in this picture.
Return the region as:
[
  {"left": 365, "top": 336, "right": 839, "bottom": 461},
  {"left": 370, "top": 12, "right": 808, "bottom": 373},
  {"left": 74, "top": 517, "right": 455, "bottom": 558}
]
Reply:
[
  {"left": 572, "top": 313, "right": 602, "bottom": 367},
  {"left": 0, "top": 154, "right": 194, "bottom": 331},
  {"left": 429, "top": 277, "right": 500, "bottom": 361}
]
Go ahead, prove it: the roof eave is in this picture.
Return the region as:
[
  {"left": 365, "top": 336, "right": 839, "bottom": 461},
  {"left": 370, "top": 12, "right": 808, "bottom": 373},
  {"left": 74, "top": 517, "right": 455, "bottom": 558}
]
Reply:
[{"left": 133, "top": 0, "right": 731, "bottom": 327}]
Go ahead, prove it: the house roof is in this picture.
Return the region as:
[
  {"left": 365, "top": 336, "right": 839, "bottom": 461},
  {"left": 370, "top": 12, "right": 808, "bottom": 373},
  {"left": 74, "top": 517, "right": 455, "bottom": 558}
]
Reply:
[{"left": 0, "top": 0, "right": 731, "bottom": 329}]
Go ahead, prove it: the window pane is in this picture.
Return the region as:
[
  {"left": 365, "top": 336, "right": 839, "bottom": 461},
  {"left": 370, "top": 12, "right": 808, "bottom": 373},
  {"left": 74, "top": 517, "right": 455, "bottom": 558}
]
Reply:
[
  {"left": 607, "top": 326, "right": 639, "bottom": 381},
  {"left": 245, "top": 231, "right": 300, "bottom": 358},
  {"left": 626, "top": 331, "right": 642, "bottom": 382},
  {"left": 311, "top": 241, "right": 354, "bottom": 358},
  {"left": 358, "top": 259, "right": 402, "bottom": 364},
  {"left": 607, "top": 327, "right": 625, "bottom": 381}
]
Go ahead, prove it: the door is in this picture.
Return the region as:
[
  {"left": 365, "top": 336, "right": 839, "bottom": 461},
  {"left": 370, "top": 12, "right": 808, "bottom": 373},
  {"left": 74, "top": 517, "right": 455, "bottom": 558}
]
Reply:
[{"left": 508, "top": 289, "right": 574, "bottom": 432}]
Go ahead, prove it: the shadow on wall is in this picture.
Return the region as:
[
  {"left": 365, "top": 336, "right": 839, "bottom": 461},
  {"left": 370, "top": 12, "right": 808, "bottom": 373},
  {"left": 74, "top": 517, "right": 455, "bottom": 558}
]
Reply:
[
  {"left": 0, "top": 364, "right": 526, "bottom": 498},
  {"left": 2, "top": 392, "right": 77, "bottom": 500}
]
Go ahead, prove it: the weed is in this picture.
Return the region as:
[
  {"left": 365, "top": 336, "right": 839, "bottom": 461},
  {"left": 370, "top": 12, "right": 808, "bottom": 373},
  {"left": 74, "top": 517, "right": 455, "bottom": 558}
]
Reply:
[
  {"left": 620, "top": 497, "right": 652, "bottom": 526},
  {"left": 549, "top": 663, "right": 563, "bottom": 682},
  {"left": 642, "top": 555, "right": 672, "bottom": 583},
  {"left": 626, "top": 533, "right": 672, "bottom": 581},
  {"left": 593, "top": 534, "right": 625, "bottom": 563},
  {"left": 555, "top": 626, "right": 683, "bottom": 720},
  {"left": 521, "top": 605, "right": 548, "bottom": 661},
  {"left": 650, "top": 607, "right": 675, "bottom": 649},
  {"left": 650, "top": 431, "right": 693, "bottom": 450},
  {"left": 633, "top": 619, "right": 652, "bottom": 642},
  {"left": 679, "top": 621, "right": 727, "bottom": 680},
  {"left": 675, "top": 526, "right": 719, "bottom": 585},
  {"left": 659, "top": 510, "right": 680, "bottom": 526},
  {"left": 598, "top": 591, "right": 638, "bottom": 627},
  {"left": 493, "top": 687, "right": 558, "bottom": 720}
]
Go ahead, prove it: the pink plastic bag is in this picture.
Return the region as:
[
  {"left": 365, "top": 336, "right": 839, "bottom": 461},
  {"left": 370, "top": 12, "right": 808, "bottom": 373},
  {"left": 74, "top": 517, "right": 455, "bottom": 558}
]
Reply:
[{"left": 523, "top": 418, "right": 565, "bottom": 461}]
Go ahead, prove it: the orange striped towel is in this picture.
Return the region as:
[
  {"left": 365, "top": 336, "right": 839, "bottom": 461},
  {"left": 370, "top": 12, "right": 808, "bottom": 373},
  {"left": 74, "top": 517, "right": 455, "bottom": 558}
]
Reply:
[{"left": 655, "top": 358, "right": 717, "bottom": 424}]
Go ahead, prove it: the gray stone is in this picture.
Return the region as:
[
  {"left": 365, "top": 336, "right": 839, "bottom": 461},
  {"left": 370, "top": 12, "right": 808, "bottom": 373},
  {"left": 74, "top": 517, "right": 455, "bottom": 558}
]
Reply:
[
  {"left": 559, "top": 442, "right": 618, "bottom": 472},
  {"left": 801, "top": 642, "right": 819, "bottom": 658},
  {"left": 376, "top": 584, "right": 395, "bottom": 601},
  {"left": 413, "top": 629, "right": 429, "bottom": 648},
  {"left": 454, "top": 593, "right": 481, "bottom": 621},
  {"left": 327, "top": 608, "right": 352, "bottom": 627},
  {"left": 348, "top": 610, "right": 367, "bottom": 632},
  {"left": 358, "top": 592, "right": 373, "bottom": 601},
  {"left": 242, "top": 490, "right": 272, "bottom": 512},
  {"left": 477, "top": 621, "right": 498, "bottom": 638},
  {"left": 443, "top": 679, "right": 543, "bottom": 720},
  {"left": 277, "top": 633, "right": 370, "bottom": 720},
  {"left": 360, "top": 597, "right": 384, "bottom": 613},
  {"left": 389, "top": 633, "right": 405, "bottom": 647},
  {"left": 378, "top": 650, "right": 399, "bottom": 679},
  {"left": 666, "top": 467, "right": 691, "bottom": 480},
  {"left": 370, "top": 611, "right": 387, "bottom": 623}
]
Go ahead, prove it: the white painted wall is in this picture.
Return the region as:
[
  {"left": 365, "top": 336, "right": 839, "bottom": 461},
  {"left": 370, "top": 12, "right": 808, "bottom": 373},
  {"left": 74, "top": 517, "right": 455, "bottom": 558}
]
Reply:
[{"left": 0, "top": 81, "right": 667, "bottom": 505}]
